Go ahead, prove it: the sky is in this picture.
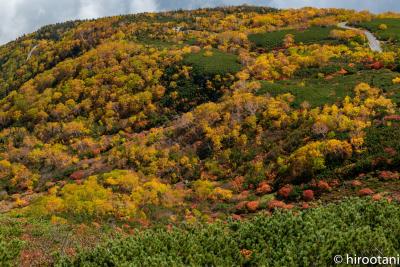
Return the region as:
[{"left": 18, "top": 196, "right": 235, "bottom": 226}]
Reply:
[{"left": 0, "top": 0, "right": 399, "bottom": 45}]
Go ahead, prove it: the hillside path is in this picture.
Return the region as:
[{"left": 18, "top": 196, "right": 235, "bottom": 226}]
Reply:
[
  {"left": 337, "top": 22, "right": 382, "bottom": 53},
  {"left": 26, "top": 44, "right": 38, "bottom": 61}
]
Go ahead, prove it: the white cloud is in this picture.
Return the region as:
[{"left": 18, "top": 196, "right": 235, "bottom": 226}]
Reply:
[
  {"left": 129, "top": 0, "right": 158, "bottom": 13},
  {"left": 0, "top": 0, "right": 25, "bottom": 44},
  {"left": 78, "top": 0, "right": 102, "bottom": 19},
  {"left": 270, "top": 0, "right": 398, "bottom": 12}
]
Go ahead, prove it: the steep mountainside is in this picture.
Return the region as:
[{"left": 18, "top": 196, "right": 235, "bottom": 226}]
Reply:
[{"left": 0, "top": 6, "right": 400, "bottom": 266}]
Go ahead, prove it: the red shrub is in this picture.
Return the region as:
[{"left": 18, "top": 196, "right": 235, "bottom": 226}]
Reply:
[
  {"left": 240, "top": 249, "right": 253, "bottom": 259},
  {"left": 268, "top": 200, "right": 286, "bottom": 210},
  {"left": 302, "top": 190, "right": 314, "bottom": 201},
  {"left": 358, "top": 188, "right": 374, "bottom": 196},
  {"left": 256, "top": 181, "right": 272, "bottom": 195},
  {"left": 232, "top": 214, "right": 242, "bottom": 221},
  {"left": 92, "top": 148, "right": 101, "bottom": 156},
  {"left": 278, "top": 185, "right": 293, "bottom": 199},
  {"left": 351, "top": 180, "right": 363, "bottom": 187},
  {"left": 384, "top": 115, "right": 400, "bottom": 122},
  {"left": 70, "top": 170, "right": 85, "bottom": 180},
  {"left": 317, "top": 180, "right": 331, "bottom": 191},
  {"left": 379, "top": 171, "right": 399, "bottom": 181},
  {"left": 369, "top": 61, "right": 384, "bottom": 70},
  {"left": 246, "top": 201, "right": 260, "bottom": 212},
  {"left": 231, "top": 176, "right": 245, "bottom": 192},
  {"left": 283, "top": 204, "right": 294, "bottom": 210},
  {"left": 372, "top": 194, "right": 382, "bottom": 201}
]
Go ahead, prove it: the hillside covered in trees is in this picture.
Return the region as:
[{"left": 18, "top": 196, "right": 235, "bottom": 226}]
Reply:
[{"left": 1, "top": 5, "right": 400, "bottom": 266}]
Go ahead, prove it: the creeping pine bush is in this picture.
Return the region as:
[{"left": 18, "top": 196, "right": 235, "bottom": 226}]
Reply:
[
  {"left": 57, "top": 198, "right": 400, "bottom": 267},
  {"left": 0, "top": 216, "right": 24, "bottom": 266},
  {"left": 0, "top": 238, "right": 24, "bottom": 267}
]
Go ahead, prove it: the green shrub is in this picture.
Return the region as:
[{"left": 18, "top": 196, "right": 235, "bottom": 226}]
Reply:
[
  {"left": 0, "top": 216, "right": 24, "bottom": 266},
  {"left": 57, "top": 198, "right": 400, "bottom": 266},
  {"left": 0, "top": 238, "right": 24, "bottom": 267}
]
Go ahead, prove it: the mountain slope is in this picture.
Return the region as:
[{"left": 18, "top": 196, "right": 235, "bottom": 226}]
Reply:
[{"left": 0, "top": 6, "right": 400, "bottom": 266}]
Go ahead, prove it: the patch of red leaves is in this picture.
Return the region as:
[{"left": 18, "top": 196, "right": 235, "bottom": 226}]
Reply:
[
  {"left": 268, "top": 200, "right": 286, "bottom": 210},
  {"left": 302, "top": 190, "right": 314, "bottom": 202},
  {"left": 256, "top": 181, "right": 272, "bottom": 195},
  {"left": 232, "top": 214, "right": 242, "bottom": 221},
  {"left": 329, "top": 179, "right": 341, "bottom": 188},
  {"left": 351, "top": 180, "right": 363, "bottom": 187},
  {"left": 372, "top": 194, "right": 382, "bottom": 201},
  {"left": 267, "top": 200, "right": 293, "bottom": 210},
  {"left": 358, "top": 188, "right": 374, "bottom": 196},
  {"left": 379, "top": 171, "right": 399, "bottom": 181},
  {"left": 70, "top": 170, "right": 85, "bottom": 180},
  {"left": 384, "top": 115, "right": 400, "bottom": 121},
  {"left": 231, "top": 176, "right": 245, "bottom": 192},
  {"left": 246, "top": 201, "right": 260, "bottom": 212},
  {"left": 240, "top": 249, "right": 253, "bottom": 259},
  {"left": 317, "top": 180, "right": 331, "bottom": 191},
  {"left": 278, "top": 184, "right": 293, "bottom": 199},
  {"left": 368, "top": 61, "right": 384, "bottom": 70}
]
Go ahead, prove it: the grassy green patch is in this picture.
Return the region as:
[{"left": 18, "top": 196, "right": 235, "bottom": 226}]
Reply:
[
  {"left": 248, "top": 26, "right": 340, "bottom": 50},
  {"left": 257, "top": 69, "right": 400, "bottom": 107},
  {"left": 160, "top": 50, "right": 241, "bottom": 112},
  {"left": 357, "top": 18, "right": 400, "bottom": 43},
  {"left": 183, "top": 49, "right": 242, "bottom": 77},
  {"left": 57, "top": 198, "right": 400, "bottom": 266}
]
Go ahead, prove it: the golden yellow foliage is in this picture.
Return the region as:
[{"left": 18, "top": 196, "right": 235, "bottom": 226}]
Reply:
[
  {"left": 379, "top": 24, "right": 388, "bottom": 30},
  {"left": 392, "top": 77, "right": 400, "bottom": 84}
]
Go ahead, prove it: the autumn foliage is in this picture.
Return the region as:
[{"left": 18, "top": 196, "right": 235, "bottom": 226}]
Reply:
[{"left": 0, "top": 5, "right": 398, "bottom": 243}]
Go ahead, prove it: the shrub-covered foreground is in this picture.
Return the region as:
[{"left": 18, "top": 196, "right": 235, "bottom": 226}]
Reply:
[
  {"left": 57, "top": 198, "right": 400, "bottom": 266},
  {"left": 0, "top": 217, "right": 24, "bottom": 267}
]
